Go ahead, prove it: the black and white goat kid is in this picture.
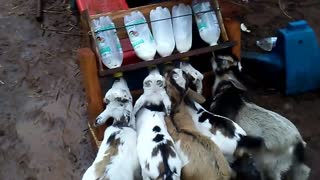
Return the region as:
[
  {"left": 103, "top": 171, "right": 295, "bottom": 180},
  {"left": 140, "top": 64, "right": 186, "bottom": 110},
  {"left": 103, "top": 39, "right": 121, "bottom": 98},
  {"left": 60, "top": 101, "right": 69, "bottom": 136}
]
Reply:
[
  {"left": 133, "top": 68, "right": 182, "bottom": 180},
  {"left": 171, "top": 68, "right": 263, "bottom": 180},
  {"left": 210, "top": 55, "right": 310, "bottom": 180}
]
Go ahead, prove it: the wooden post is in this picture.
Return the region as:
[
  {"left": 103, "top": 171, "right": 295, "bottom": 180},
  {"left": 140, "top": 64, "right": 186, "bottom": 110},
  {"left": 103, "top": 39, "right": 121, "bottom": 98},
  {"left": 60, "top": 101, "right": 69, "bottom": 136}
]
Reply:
[
  {"left": 224, "top": 18, "right": 241, "bottom": 60},
  {"left": 80, "top": 10, "right": 92, "bottom": 48},
  {"left": 212, "top": 0, "right": 229, "bottom": 41},
  {"left": 78, "top": 48, "right": 106, "bottom": 141}
]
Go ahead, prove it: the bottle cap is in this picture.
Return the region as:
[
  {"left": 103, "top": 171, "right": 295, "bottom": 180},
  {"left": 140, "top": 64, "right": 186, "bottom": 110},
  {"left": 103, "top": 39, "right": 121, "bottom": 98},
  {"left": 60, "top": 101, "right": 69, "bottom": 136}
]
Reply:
[
  {"left": 163, "top": 61, "right": 173, "bottom": 65},
  {"left": 148, "top": 65, "right": 157, "bottom": 70},
  {"left": 181, "top": 57, "right": 190, "bottom": 61},
  {"left": 113, "top": 72, "right": 123, "bottom": 78}
]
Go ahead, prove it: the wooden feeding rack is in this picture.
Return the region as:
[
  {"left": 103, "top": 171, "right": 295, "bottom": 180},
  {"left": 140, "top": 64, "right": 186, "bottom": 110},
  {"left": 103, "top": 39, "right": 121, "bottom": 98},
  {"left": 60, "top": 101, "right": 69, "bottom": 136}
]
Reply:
[{"left": 79, "top": 0, "right": 242, "bottom": 149}]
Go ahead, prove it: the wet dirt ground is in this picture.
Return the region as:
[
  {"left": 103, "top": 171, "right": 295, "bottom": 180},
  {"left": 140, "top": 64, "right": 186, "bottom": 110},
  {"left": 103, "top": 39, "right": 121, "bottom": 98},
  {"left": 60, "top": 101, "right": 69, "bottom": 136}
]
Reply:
[{"left": 0, "top": 0, "right": 319, "bottom": 180}]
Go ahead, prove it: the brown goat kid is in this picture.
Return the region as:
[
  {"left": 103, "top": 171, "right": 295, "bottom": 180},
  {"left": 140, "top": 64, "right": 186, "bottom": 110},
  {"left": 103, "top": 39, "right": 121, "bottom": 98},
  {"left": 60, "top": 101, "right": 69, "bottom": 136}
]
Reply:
[{"left": 164, "top": 68, "right": 231, "bottom": 180}]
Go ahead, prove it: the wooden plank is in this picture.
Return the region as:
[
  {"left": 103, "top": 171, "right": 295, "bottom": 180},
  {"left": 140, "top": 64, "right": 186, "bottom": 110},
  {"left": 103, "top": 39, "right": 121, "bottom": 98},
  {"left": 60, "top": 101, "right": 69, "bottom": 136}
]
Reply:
[
  {"left": 80, "top": 10, "right": 92, "bottom": 48},
  {"left": 78, "top": 48, "right": 107, "bottom": 141},
  {"left": 224, "top": 18, "right": 241, "bottom": 60},
  {"left": 85, "top": 0, "right": 243, "bottom": 73},
  {"left": 99, "top": 41, "right": 236, "bottom": 76},
  {"left": 212, "top": 0, "right": 229, "bottom": 41}
]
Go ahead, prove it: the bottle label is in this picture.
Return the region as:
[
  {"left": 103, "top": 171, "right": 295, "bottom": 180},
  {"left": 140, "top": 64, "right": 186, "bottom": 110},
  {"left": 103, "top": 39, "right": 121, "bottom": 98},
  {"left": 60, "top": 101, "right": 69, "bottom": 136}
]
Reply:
[
  {"left": 95, "top": 32, "right": 112, "bottom": 55},
  {"left": 127, "top": 19, "right": 147, "bottom": 48},
  {"left": 193, "top": 3, "right": 207, "bottom": 32}
]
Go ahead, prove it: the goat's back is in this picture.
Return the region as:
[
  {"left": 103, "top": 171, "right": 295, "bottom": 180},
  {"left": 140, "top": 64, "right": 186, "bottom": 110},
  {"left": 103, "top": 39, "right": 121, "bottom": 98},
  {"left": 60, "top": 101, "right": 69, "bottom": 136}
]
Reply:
[
  {"left": 166, "top": 104, "right": 231, "bottom": 180},
  {"left": 236, "top": 102, "right": 303, "bottom": 152}
]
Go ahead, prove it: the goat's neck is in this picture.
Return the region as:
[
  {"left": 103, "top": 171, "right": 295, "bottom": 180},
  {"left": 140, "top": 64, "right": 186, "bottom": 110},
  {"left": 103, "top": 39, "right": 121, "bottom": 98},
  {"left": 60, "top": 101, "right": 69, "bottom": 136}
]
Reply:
[
  {"left": 211, "top": 89, "right": 244, "bottom": 121},
  {"left": 171, "top": 101, "right": 199, "bottom": 133}
]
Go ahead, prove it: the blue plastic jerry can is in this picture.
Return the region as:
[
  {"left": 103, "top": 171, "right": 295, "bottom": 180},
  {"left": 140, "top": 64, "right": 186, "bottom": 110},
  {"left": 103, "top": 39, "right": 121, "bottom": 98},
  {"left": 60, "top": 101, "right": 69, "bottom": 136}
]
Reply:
[{"left": 242, "top": 20, "right": 320, "bottom": 95}]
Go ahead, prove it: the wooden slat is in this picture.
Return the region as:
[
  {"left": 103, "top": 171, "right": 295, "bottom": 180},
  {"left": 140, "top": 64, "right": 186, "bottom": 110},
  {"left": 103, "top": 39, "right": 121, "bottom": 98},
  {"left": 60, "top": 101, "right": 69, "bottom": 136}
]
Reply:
[
  {"left": 212, "top": 0, "right": 229, "bottom": 41},
  {"left": 78, "top": 48, "right": 107, "bottom": 141},
  {"left": 99, "top": 41, "right": 236, "bottom": 76},
  {"left": 224, "top": 18, "right": 241, "bottom": 60}
]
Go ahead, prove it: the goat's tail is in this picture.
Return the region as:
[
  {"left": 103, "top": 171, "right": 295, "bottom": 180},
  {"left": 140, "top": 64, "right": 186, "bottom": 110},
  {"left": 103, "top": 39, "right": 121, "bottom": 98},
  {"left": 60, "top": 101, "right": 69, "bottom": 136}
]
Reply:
[
  {"left": 158, "top": 143, "right": 175, "bottom": 180},
  {"left": 234, "top": 135, "right": 264, "bottom": 157},
  {"left": 294, "top": 141, "right": 306, "bottom": 163},
  {"left": 286, "top": 141, "right": 311, "bottom": 180}
]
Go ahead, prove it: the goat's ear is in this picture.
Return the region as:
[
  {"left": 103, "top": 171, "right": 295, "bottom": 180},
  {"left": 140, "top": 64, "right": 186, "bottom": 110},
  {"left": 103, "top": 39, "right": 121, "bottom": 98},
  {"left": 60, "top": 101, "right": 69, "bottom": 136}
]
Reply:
[
  {"left": 229, "top": 78, "right": 247, "bottom": 92},
  {"left": 186, "top": 88, "right": 206, "bottom": 104}
]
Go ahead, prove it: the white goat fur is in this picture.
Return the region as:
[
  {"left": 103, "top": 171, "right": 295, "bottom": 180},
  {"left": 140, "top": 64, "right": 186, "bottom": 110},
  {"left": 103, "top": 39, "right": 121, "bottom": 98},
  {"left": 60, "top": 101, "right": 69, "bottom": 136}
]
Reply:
[
  {"left": 82, "top": 125, "right": 140, "bottom": 180},
  {"left": 135, "top": 108, "right": 182, "bottom": 180},
  {"left": 134, "top": 68, "right": 182, "bottom": 180},
  {"left": 235, "top": 102, "right": 309, "bottom": 179},
  {"left": 187, "top": 102, "right": 247, "bottom": 162}
]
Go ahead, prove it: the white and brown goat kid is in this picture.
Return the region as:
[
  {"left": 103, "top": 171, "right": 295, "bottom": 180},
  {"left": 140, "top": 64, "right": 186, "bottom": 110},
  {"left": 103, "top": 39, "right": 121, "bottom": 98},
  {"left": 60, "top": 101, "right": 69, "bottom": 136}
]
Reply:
[
  {"left": 179, "top": 61, "right": 204, "bottom": 94},
  {"left": 133, "top": 68, "right": 182, "bottom": 180},
  {"left": 164, "top": 68, "right": 231, "bottom": 180},
  {"left": 95, "top": 77, "right": 135, "bottom": 128},
  {"left": 82, "top": 78, "right": 141, "bottom": 180},
  {"left": 210, "top": 55, "right": 310, "bottom": 180}
]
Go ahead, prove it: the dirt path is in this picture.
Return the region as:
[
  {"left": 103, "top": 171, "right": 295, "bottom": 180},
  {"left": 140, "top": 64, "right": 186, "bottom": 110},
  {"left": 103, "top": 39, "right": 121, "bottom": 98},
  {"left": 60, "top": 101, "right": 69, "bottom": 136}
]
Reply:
[
  {"left": 0, "top": 0, "right": 94, "bottom": 179},
  {"left": 0, "top": 0, "right": 319, "bottom": 180}
]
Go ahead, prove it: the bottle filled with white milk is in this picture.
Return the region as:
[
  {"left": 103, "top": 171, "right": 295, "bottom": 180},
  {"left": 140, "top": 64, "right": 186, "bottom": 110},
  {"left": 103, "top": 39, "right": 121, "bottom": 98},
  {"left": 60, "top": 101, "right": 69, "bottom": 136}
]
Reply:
[
  {"left": 91, "top": 16, "right": 123, "bottom": 68},
  {"left": 192, "top": 0, "right": 220, "bottom": 46},
  {"left": 150, "top": 7, "right": 175, "bottom": 57},
  {"left": 124, "top": 11, "right": 157, "bottom": 61},
  {"left": 172, "top": 3, "right": 193, "bottom": 53}
]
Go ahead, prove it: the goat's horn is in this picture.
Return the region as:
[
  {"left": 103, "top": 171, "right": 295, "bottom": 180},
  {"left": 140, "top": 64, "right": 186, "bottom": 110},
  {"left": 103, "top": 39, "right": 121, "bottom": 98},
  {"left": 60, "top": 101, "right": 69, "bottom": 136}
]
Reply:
[{"left": 186, "top": 88, "right": 206, "bottom": 104}]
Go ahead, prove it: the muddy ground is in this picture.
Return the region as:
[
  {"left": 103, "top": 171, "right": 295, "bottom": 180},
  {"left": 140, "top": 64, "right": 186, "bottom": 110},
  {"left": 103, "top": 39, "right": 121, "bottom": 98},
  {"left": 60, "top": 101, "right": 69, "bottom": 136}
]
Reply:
[{"left": 0, "top": 0, "right": 319, "bottom": 180}]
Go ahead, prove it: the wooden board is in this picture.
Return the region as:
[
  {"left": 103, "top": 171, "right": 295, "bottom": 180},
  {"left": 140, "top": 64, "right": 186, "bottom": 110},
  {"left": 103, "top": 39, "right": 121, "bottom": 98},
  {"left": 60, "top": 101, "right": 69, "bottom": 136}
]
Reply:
[
  {"left": 79, "top": 1, "right": 243, "bottom": 146},
  {"left": 85, "top": 0, "right": 243, "bottom": 77},
  {"left": 100, "top": 41, "right": 236, "bottom": 76},
  {"left": 78, "top": 48, "right": 107, "bottom": 141}
]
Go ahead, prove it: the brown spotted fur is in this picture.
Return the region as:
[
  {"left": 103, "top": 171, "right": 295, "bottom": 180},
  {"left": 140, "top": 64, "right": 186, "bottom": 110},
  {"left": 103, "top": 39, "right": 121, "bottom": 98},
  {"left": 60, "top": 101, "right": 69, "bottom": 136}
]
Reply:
[{"left": 164, "top": 74, "right": 231, "bottom": 180}]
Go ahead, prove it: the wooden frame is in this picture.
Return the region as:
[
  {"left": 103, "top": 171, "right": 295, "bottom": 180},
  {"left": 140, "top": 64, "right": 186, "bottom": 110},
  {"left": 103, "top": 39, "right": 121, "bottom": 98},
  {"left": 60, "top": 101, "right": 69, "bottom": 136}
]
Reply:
[{"left": 78, "top": 0, "right": 242, "bottom": 149}]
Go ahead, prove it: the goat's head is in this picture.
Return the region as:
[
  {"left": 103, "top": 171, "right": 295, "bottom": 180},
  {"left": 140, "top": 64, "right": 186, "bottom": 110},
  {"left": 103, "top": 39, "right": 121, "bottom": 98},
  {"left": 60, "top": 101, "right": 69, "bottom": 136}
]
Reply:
[
  {"left": 180, "top": 61, "right": 204, "bottom": 94},
  {"left": 143, "top": 68, "right": 165, "bottom": 95},
  {"left": 212, "top": 55, "right": 247, "bottom": 97},
  {"left": 165, "top": 68, "right": 205, "bottom": 111},
  {"left": 231, "top": 154, "right": 262, "bottom": 180},
  {"left": 133, "top": 68, "right": 172, "bottom": 116},
  {"left": 95, "top": 78, "right": 134, "bottom": 127}
]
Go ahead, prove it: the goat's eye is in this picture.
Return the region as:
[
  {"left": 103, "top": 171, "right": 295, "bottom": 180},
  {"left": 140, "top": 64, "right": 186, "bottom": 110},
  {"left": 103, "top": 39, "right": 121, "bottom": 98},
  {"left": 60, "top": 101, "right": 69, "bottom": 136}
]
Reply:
[
  {"left": 104, "top": 99, "right": 110, "bottom": 105},
  {"left": 144, "top": 80, "right": 151, "bottom": 87},
  {"left": 172, "top": 73, "right": 179, "bottom": 80},
  {"left": 156, "top": 80, "right": 163, "bottom": 87}
]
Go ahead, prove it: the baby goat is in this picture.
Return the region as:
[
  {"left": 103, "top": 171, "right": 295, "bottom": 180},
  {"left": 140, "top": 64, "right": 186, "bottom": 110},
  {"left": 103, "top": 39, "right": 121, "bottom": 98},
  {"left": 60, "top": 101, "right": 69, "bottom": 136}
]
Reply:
[
  {"left": 210, "top": 55, "right": 310, "bottom": 180},
  {"left": 83, "top": 78, "right": 140, "bottom": 180},
  {"left": 133, "top": 68, "right": 182, "bottom": 180},
  {"left": 164, "top": 68, "right": 231, "bottom": 180},
  {"left": 170, "top": 68, "right": 262, "bottom": 180}
]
